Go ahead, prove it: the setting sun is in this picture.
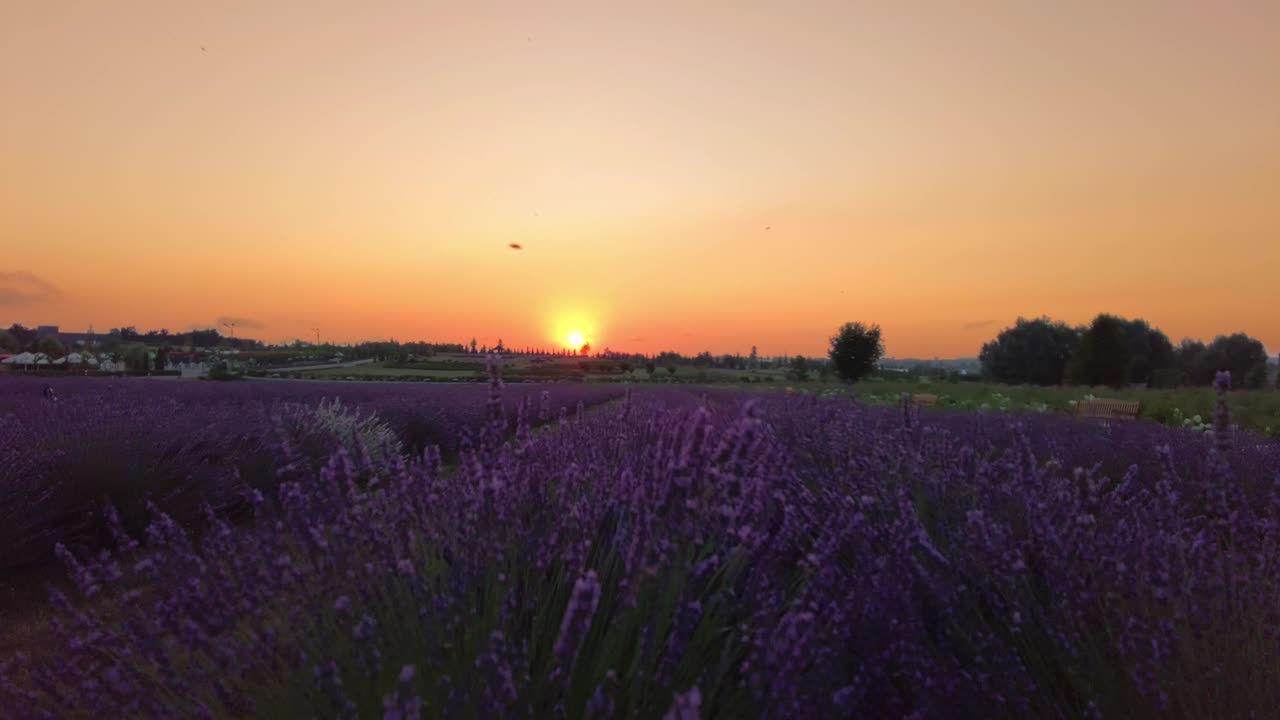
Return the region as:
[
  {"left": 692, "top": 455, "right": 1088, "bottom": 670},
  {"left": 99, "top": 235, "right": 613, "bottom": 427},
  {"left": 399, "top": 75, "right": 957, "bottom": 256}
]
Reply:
[{"left": 566, "top": 331, "right": 585, "bottom": 350}]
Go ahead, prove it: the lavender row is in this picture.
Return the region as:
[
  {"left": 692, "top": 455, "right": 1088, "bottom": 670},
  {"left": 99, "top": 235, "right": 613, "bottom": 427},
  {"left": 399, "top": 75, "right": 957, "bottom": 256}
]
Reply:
[
  {"left": 2, "top": 374, "right": 1278, "bottom": 717},
  {"left": 0, "top": 375, "right": 623, "bottom": 572}
]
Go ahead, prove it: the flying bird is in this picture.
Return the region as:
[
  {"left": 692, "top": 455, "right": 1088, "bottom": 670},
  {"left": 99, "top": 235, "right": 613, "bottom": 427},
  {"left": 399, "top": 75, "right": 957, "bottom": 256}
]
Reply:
[
  {"left": 508, "top": 243, "right": 523, "bottom": 250},
  {"left": 765, "top": 226, "right": 771, "bottom": 230},
  {"left": 201, "top": 46, "right": 207, "bottom": 52}
]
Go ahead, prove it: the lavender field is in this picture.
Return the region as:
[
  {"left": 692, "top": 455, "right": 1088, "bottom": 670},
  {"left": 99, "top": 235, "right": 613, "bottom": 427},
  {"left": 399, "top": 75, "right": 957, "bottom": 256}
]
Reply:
[{"left": 1, "top": 369, "right": 1278, "bottom": 718}]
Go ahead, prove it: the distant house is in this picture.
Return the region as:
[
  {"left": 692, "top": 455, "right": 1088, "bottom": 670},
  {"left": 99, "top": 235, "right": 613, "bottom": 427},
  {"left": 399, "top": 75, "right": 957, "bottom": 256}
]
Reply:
[{"left": 32, "top": 325, "right": 98, "bottom": 347}]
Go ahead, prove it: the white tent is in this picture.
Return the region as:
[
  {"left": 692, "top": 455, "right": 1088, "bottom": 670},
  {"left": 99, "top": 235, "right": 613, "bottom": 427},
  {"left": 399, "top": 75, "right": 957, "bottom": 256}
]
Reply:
[
  {"left": 86, "top": 356, "right": 100, "bottom": 366},
  {"left": 5, "top": 352, "right": 36, "bottom": 365},
  {"left": 52, "top": 356, "right": 67, "bottom": 365},
  {"left": 66, "top": 352, "right": 83, "bottom": 364},
  {"left": 34, "top": 353, "right": 51, "bottom": 366}
]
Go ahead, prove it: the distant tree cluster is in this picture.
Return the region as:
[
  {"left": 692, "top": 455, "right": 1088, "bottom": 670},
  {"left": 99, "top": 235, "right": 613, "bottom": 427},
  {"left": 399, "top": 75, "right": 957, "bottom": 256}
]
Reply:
[
  {"left": 976, "top": 317, "right": 1078, "bottom": 386},
  {"left": 980, "top": 314, "right": 1271, "bottom": 389},
  {"left": 2, "top": 324, "right": 38, "bottom": 352}
]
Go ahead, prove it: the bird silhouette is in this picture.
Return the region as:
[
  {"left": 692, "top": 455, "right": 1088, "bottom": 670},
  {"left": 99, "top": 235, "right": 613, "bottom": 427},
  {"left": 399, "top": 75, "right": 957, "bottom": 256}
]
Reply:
[
  {"left": 509, "top": 243, "right": 523, "bottom": 250},
  {"left": 766, "top": 226, "right": 771, "bottom": 230},
  {"left": 201, "top": 46, "right": 207, "bottom": 52}
]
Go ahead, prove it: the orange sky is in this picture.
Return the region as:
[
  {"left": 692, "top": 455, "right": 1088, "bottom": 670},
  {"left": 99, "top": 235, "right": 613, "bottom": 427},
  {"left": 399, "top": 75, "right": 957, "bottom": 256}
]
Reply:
[{"left": 2, "top": 1, "right": 1277, "bottom": 357}]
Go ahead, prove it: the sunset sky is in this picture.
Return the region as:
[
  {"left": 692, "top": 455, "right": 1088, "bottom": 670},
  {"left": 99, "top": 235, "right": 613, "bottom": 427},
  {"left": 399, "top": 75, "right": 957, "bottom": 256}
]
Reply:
[{"left": 2, "top": 1, "right": 1277, "bottom": 357}]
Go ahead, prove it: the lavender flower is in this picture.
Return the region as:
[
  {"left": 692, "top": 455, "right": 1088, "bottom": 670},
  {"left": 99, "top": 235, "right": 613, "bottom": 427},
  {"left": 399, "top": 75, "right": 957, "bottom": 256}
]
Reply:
[
  {"left": 552, "top": 570, "right": 602, "bottom": 679},
  {"left": 663, "top": 687, "right": 702, "bottom": 720}
]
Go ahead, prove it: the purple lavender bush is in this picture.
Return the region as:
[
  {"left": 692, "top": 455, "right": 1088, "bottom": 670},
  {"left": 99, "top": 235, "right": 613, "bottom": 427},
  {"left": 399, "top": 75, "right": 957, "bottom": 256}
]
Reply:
[
  {"left": 1, "top": 371, "right": 1278, "bottom": 718},
  {"left": 0, "top": 374, "right": 622, "bottom": 573}
]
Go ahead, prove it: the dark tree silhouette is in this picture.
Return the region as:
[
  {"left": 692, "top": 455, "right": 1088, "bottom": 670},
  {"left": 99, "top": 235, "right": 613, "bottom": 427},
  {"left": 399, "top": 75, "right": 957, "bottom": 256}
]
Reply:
[
  {"left": 787, "top": 355, "right": 810, "bottom": 381},
  {"left": 979, "top": 317, "right": 1079, "bottom": 386},
  {"left": 828, "top": 322, "right": 884, "bottom": 383},
  {"left": 1067, "top": 314, "right": 1132, "bottom": 388}
]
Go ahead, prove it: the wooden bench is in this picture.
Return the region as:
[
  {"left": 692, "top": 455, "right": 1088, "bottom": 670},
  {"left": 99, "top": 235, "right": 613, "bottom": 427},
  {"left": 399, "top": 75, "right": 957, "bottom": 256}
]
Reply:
[
  {"left": 911, "top": 393, "right": 938, "bottom": 407},
  {"left": 1076, "top": 398, "right": 1141, "bottom": 421}
]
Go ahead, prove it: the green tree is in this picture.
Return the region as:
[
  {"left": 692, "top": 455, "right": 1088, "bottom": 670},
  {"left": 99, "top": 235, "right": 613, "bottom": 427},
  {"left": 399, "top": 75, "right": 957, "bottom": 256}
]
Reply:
[
  {"left": 1066, "top": 314, "right": 1132, "bottom": 388},
  {"left": 645, "top": 361, "right": 656, "bottom": 379},
  {"left": 1118, "top": 318, "right": 1175, "bottom": 386},
  {"left": 1245, "top": 364, "right": 1269, "bottom": 390},
  {"left": 979, "top": 317, "right": 1079, "bottom": 386},
  {"left": 1202, "top": 333, "right": 1269, "bottom": 389},
  {"left": 0, "top": 330, "right": 17, "bottom": 352},
  {"left": 665, "top": 365, "right": 677, "bottom": 377},
  {"left": 828, "top": 322, "right": 884, "bottom": 383},
  {"left": 1173, "top": 339, "right": 1210, "bottom": 385},
  {"left": 7, "top": 324, "right": 37, "bottom": 350},
  {"left": 787, "top": 355, "right": 810, "bottom": 381},
  {"left": 123, "top": 343, "right": 151, "bottom": 375},
  {"left": 36, "top": 335, "right": 66, "bottom": 359}
]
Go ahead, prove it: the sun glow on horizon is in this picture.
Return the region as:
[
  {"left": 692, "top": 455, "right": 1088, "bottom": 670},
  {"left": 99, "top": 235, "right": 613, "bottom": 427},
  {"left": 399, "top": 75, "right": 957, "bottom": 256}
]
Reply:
[
  {"left": 3, "top": 4, "right": 1278, "bottom": 357},
  {"left": 550, "top": 308, "right": 598, "bottom": 351}
]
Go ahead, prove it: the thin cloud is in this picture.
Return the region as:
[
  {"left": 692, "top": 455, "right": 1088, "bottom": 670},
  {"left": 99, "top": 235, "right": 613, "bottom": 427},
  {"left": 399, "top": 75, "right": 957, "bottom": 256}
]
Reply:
[
  {"left": 215, "top": 316, "right": 265, "bottom": 329},
  {"left": 0, "top": 271, "right": 59, "bottom": 306},
  {"left": 962, "top": 320, "right": 995, "bottom": 331}
]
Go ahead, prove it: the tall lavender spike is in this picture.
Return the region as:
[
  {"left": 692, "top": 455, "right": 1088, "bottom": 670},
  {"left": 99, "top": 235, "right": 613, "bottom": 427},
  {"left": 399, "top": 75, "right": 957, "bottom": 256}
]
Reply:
[
  {"left": 486, "top": 353, "right": 506, "bottom": 438},
  {"left": 663, "top": 687, "right": 702, "bottom": 720},
  {"left": 552, "top": 570, "right": 602, "bottom": 679},
  {"left": 383, "top": 665, "right": 422, "bottom": 720},
  {"left": 584, "top": 670, "right": 618, "bottom": 719},
  {"left": 102, "top": 503, "right": 139, "bottom": 554},
  {"left": 538, "top": 390, "right": 551, "bottom": 423},
  {"left": 515, "top": 396, "right": 533, "bottom": 454},
  {"left": 1213, "top": 370, "right": 1232, "bottom": 453}
]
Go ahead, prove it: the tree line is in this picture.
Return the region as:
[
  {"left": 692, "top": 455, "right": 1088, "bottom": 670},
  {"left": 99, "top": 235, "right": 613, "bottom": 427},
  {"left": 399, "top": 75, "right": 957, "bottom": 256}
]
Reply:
[{"left": 979, "top": 315, "right": 1275, "bottom": 389}]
